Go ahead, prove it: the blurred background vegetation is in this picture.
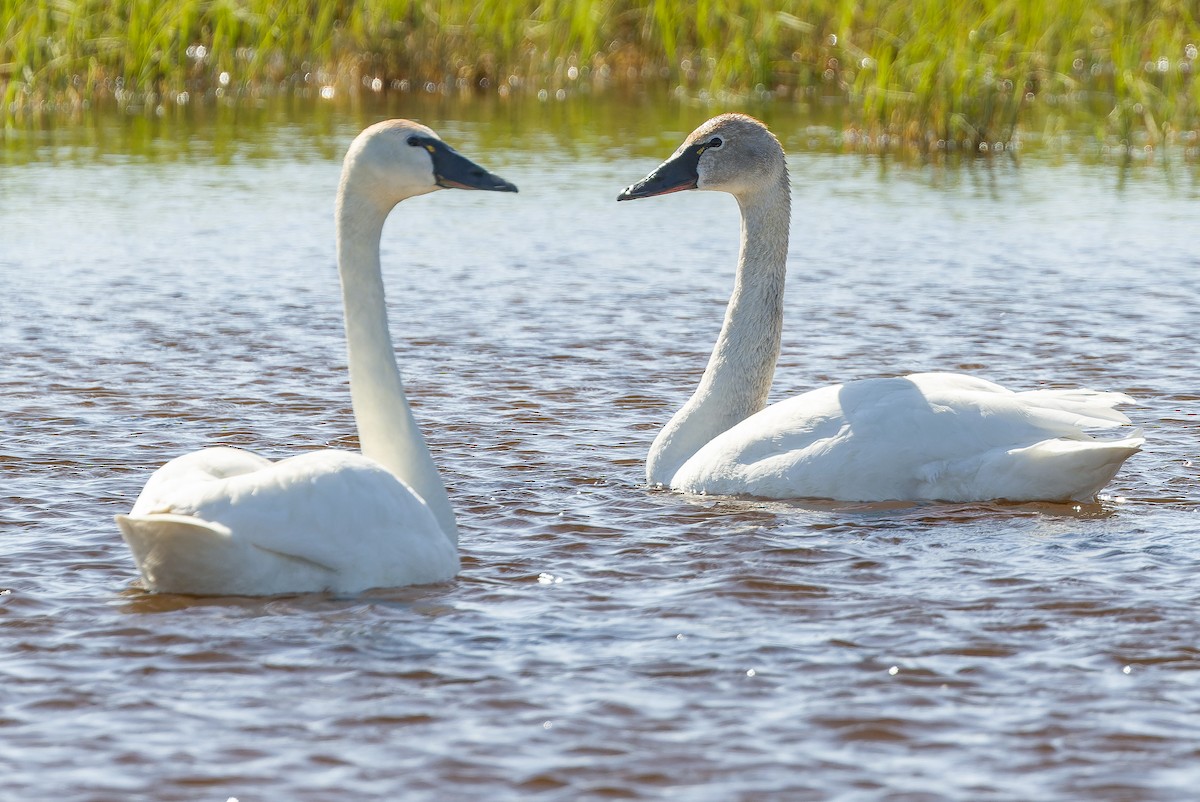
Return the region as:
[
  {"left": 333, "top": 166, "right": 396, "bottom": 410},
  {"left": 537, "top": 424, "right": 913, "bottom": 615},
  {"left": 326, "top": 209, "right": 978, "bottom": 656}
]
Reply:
[{"left": 2, "top": 0, "right": 1199, "bottom": 154}]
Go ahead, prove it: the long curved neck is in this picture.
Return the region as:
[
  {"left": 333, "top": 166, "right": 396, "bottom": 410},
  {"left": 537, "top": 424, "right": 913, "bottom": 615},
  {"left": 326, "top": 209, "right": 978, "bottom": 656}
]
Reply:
[
  {"left": 336, "top": 189, "right": 458, "bottom": 545},
  {"left": 647, "top": 176, "right": 791, "bottom": 486}
]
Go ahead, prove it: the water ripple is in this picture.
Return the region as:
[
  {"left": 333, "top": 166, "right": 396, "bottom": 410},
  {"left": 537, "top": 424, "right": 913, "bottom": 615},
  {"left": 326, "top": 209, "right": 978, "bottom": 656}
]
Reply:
[{"left": 1, "top": 131, "right": 1199, "bottom": 800}]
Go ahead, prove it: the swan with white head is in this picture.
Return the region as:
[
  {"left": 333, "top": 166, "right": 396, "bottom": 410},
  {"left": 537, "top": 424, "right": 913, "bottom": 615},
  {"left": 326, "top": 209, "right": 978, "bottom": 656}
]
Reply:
[
  {"left": 116, "top": 120, "right": 517, "bottom": 595},
  {"left": 618, "top": 113, "right": 1141, "bottom": 503}
]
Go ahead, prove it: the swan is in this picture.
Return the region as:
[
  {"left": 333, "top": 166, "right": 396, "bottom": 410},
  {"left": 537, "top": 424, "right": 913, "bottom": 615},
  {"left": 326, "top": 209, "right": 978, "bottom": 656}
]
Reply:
[
  {"left": 617, "top": 113, "right": 1141, "bottom": 503},
  {"left": 115, "top": 120, "right": 517, "bottom": 595}
]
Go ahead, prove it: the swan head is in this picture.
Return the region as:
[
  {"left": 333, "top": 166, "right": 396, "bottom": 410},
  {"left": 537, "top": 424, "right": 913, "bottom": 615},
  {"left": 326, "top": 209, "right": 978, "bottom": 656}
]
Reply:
[
  {"left": 617, "top": 113, "right": 786, "bottom": 202},
  {"left": 341, "top": 119, "right": 517, "bottom": 209}
]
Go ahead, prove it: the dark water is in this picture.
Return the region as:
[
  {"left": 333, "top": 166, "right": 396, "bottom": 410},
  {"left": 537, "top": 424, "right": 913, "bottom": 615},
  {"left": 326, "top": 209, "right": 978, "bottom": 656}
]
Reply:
[{"left": 2, "top": 101, "right": 1200, "bottom": 800}]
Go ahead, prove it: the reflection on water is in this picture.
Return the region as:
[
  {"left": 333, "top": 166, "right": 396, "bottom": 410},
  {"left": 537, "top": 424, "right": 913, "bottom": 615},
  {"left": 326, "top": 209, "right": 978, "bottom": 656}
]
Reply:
[
  {"left": 2, "top": 92, "right": 716, "bottom": 166},
  {"left": 2, "top": 104, "right": 1199, "bottom": 801},
  {"left": 8, "top": 92, "right": 1200, "bottom": 168}
]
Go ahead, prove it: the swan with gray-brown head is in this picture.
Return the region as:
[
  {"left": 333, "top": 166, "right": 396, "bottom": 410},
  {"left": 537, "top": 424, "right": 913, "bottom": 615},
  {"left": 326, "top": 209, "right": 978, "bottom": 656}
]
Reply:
[{"left": 619, "top": 113, "right": 1140, "bottom": 502}]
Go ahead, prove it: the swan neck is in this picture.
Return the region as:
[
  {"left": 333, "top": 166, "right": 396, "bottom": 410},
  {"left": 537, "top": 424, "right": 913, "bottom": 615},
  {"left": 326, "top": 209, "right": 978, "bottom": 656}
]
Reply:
[
  {"left": 336, "top": 189, "right": 458, "bottom": 544},
  {"left": 647, "top": 176, "right": 791, "bottom": 486}
]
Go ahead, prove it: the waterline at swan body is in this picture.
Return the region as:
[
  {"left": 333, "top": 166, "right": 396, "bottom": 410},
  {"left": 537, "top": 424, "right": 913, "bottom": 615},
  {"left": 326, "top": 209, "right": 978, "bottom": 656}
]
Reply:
[
  {"left": 617, "top": 113, "right": 1141, "bottom": 503},
  {"left": 116, "top": 120, "right": 517, "bottom": 595}
]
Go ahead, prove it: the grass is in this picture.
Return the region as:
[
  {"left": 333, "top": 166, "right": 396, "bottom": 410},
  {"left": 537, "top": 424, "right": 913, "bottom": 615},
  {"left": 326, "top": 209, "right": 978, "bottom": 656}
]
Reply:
[{"left": 3, "top": 0, "right": 1199, "bottom": 152}]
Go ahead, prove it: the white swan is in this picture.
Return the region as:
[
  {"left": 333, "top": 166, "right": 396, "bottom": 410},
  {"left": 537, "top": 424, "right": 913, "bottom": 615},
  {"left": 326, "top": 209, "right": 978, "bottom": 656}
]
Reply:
[
  {"left": 617, "top": 113, "right": 1141, "bottom": 503},
  {"left": 115, "top": 120, "right": 517, "bottom": 595}
]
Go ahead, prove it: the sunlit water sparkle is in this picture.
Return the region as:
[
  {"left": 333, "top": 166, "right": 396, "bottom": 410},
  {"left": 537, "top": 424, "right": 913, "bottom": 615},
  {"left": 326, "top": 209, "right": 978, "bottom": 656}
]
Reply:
[{"left": 2, "top": 114, "right": 1199, "bottom": 801}]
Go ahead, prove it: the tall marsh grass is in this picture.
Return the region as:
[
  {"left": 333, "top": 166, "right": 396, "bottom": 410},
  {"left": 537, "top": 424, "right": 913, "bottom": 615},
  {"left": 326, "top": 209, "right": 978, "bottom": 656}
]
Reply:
[{"left": 3, "top": 0, "right": 1198, "bottom": 151}]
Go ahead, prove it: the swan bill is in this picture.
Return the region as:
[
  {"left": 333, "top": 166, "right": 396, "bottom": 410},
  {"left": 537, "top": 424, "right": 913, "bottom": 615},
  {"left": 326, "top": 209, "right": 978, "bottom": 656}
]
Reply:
[
  {"left": 617, "top": 143, "right": 705, "bottom": 201},
  {"left": 409, "top": 135, "right": 518, "bottom": 193}
]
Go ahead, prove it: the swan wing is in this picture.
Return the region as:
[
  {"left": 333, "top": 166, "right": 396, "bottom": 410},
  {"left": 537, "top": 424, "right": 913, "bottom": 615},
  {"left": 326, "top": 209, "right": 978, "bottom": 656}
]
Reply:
[
  {"left": 119, "top": 447, "right": 458, "bottom": 595},
  {"left": 672, "top": 373, "right": 1141, "bottom": 502},
  {"left": 129, "top": 446, "right": 273, "bottom": 515}
]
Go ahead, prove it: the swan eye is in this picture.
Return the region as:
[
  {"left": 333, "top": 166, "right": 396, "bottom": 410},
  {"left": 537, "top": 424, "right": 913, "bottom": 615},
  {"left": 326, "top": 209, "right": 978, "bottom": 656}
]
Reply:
[
  {"left": 708, "top": 136, "right": 723, "bottom": 148},
  {"left": 407, "top": 135, "right": 439, "bottom": 155}
]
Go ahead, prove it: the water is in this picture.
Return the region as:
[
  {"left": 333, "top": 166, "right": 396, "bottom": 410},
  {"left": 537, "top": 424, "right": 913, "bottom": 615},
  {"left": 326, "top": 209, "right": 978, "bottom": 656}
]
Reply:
[{"left": 2, "top": 102, "right": 1200, "bottom": 800}]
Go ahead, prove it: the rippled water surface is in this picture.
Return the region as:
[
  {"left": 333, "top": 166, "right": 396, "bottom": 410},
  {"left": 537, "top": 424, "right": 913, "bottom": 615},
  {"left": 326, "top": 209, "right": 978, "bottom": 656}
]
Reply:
[{"left": 3, "top": 105, "right": 1200, "bottom": 801}]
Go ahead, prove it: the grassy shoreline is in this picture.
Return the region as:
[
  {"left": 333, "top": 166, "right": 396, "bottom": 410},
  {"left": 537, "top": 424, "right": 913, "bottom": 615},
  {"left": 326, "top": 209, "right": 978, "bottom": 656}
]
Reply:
[{"left": 4, "top": 1, "right": 1199, "bottom": 152}]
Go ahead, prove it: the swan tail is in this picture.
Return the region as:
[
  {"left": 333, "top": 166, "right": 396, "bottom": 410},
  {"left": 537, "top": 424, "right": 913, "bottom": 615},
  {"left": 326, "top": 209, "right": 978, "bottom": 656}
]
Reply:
[
  {"left": 115, "top": 513, "right": 247, "bottom": 595},
  {"left": 116, "top": 512, "right": 347, "bottom": 596},
  {"left": 1008, "top": 431, "right": 1143, "bottom": 502},
  {"left": 1018, "top": 388, "right": 1136, "bottom": 429},
  {"left": 116, "top": 512, "right": 231, "bottom": 547},
  {"left": 918, "top": 430, "right": 1143, "bottom": 503}
]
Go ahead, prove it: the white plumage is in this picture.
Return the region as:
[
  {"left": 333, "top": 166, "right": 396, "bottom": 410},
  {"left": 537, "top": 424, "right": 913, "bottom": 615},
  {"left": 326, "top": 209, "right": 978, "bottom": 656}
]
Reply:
[
  {"left": 619, "top": 114, "right": 1140, "bottom": 503},
  {"left": 671, "top": 374, "right": 1142, "bottom": 502},
  {"left": 117, "top": 448, "right": 455, "bottom": 596},
  {"left": 117, "top": 120, "right": 516, "bottom": 595}
]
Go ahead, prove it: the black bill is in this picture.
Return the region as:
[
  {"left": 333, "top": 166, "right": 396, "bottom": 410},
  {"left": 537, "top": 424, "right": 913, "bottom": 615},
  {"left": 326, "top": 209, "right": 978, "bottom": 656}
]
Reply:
[
  {"left": 411, "top": 136, "right": 518, "bottom": 193},
  {"left": 617, "top": 142, "right": 706, "bottom": 201}
]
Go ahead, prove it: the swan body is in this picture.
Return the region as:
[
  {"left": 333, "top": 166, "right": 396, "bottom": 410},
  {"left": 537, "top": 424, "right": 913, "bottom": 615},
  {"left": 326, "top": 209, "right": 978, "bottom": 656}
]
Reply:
[
  {"left": 117, "top": 448, "right": 454, "bottom": 596},
  {"left": 117, "top": 120, "right": 517, "bottom": 595},
  {"left": 618, "top": 114, "right": 1140, "bottom": 503},
  {"left": 670, "top": 374, "right": 1141, "bottom": 502}
]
